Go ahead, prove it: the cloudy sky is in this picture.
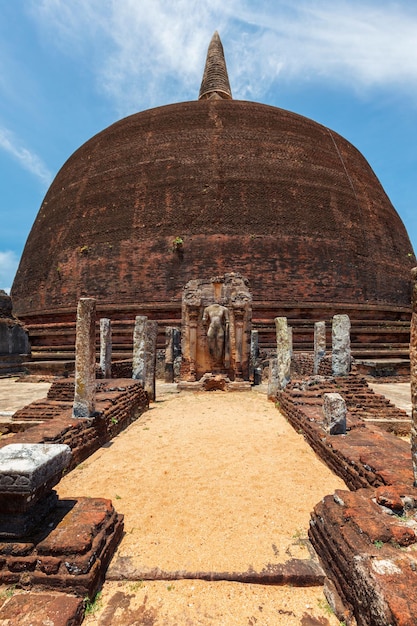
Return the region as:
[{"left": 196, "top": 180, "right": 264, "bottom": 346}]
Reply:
[{"left": 1, "top": 0, "right": 416, "bottom": 292}]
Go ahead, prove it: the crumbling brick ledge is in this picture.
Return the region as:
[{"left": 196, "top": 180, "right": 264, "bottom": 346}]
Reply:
[
  {"left": 0, "top": 378, "right": 149, "bottom": 470},
  {"left": 276, "top": 374, "right": 417, "bottom": 625}
]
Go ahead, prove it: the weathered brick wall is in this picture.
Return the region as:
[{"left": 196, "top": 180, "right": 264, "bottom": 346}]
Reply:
[{"left": 12, "top": 100, "right": 414, "bottom": 319}]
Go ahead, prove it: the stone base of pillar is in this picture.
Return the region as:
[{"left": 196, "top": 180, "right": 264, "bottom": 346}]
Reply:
[
  {"left": 0, "top": 497, "right": 123, "bottom": 598},
  {"left": 0, "top": 491, "right": 58, "bottom": 539},
  {"left": 177, "top": 373, "right": 252, "bottom": 392},
  {"left": 164, "top": 362, "right": 174, "bottom": 383}
]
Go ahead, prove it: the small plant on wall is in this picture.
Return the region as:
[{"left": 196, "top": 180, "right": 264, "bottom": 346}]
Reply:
[{"left": 172, "top": 236, "right": 184, "bottom": 252}]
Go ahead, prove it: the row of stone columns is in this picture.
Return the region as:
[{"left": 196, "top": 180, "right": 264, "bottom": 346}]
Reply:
[
  {"left": 268, "top": 313, "right": 351, "bottom": 398},
  {"left": 72, "top": 301, "right": 159, "bottom": 418}
]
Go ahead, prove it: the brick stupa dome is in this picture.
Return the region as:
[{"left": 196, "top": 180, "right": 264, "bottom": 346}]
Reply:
[{"left": 11, "top": 33, "right": 415, "bottom": 362}]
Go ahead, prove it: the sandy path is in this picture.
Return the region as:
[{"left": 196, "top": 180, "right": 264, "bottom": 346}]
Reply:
[
  {"left": 57, "top": 389, "right": 345, "bottom": 573},
  {"left": 56, "top": 387, "right": 344, "bottom": 624}
]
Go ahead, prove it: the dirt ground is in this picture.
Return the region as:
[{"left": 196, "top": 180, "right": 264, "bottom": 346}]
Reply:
[
  {"left": 0, "top": 377, "right": 413, "bottom": 624},
  {"left": 55, "top": 386, "right": 345, "bottom": 625}
]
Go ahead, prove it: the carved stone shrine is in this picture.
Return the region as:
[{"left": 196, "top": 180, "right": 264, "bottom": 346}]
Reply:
[{"left": 179, "top": 273, "right": 252, "bottom": 390}]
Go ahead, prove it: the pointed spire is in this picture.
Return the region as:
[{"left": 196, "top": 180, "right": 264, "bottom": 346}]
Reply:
[{"left": 199, "top": 31, "right": 232, "bottom": 101}]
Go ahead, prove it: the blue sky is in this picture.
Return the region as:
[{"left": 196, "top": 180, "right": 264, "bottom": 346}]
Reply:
[{"left": 1, "top": 0, "right": 416, "bottom": 293}]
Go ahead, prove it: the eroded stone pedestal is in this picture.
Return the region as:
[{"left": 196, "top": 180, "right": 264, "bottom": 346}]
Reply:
[
  {"left": 0, "top": 443, "right": 123, "bottom": 598},
  {"left": 0, "top": 443, "right": 71, "bottom": 539}
]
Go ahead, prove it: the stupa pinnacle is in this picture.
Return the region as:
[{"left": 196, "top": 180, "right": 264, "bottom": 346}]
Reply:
[{"left": 198, "top": 31, "right": 232, "bottom": 100}]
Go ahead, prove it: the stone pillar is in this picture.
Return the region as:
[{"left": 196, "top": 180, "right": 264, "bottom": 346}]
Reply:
[
  {"left": 173, "top": 328, "right": 181, "bottom": 381},
  {"left": 410, "top": 268, "right": 417, "bottom": 485},
  {"left": 144, "top": 320, "right": 158, "bottom": 401},
  {"left": 323, "top": 393, "right": 347, "bottom": 435},
  {"left": 188, "top": 309, "right": 198, "bottom": 382},
  {"left": 288, "top": 326, "right": 293, "bottom": 357},
  {"left": 73, "top": 298, "right": 96, "bottom": 418},
  {"left": 132, "top": 315, "right": 148, "bottom": 384},
  {"left": 165, "top": 326, "right": 175, "bottom": 383},
  {"left": 234, "top": 308, "right": 244, "bottom": 381},
  {"left": 99, "top": 318, "right": 112, "bottom": 379},
  {"left": 314, "top": 321, "right": 326, "bottom": 375},
  {"left": 267, "top": 357, "right": 278, "bottom": 400},
  {"left": 332, "top": 314, "right": 351, "bottom": 376},
  {"left": 275, "top": 316, "right": 291, "bottom": 390},
  {"left": 249, "top": 329, "right": 259, "bottom": 384}
]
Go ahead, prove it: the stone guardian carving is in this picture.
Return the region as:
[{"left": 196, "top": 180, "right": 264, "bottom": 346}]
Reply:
[
  {"left": 180, "top": 273, "right": 252, "bottom": 384},
  {"left": 202, "top": 303, "right": 230, "bottom": 368}
]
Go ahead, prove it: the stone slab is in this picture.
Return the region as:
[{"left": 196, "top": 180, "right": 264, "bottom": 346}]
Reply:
[
  {"left": 0, "top": 592, "right": 84, "bottom": 626},
  {"left": 0, "top": 444, "right": 71, "bottom": 523},
  {"left": 0, "top": 443, "right": 71, "bottom": 495}
]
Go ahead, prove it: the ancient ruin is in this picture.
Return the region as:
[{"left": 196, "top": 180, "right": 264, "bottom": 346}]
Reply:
[
  {"left": 0, "top": 30, "right": 416, "bottom": 626},
  {"left": 0, "top": 290, "right": 29, "bottom": 376},
  {"left": 9, "top": 32, "right": 414, "bottom": 373}
]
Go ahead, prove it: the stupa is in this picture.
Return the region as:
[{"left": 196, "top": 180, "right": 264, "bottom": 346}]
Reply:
[{"left": 11, "top": 32, "right": 415, "bottom": 366}]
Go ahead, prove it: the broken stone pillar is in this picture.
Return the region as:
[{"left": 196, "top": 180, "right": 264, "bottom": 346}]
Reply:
[
  {"left": 0, "top": 443, "right": 71, "bottom": 538},
  {"left": 132, "top": 315, "right": 148, "bottom": 384},
  {"left": 314, "top": 321, "right": 326, "bottom": 375},
  {"left": 267, "top": 357, "right": 278, "bottom": 400},
  {"left": 323, "top": 393, "right": 347, "bottom": 435},
  {"left": 188, "top": 308, "right": 199, "bottom": 381},
  {"left": 332, "top": 314, "right": 351, "bottom": 376},
  {"left": 165, "top": 326, "right": 175, "bottom": 383},
  {"left": 233, "top": 308, "right": 244, "bottom": 381},
  {"left": 275, "top": 317, "right": 291, "bottom": 389},
  {"left": 99, "top": 318, "right": 112, "bottom": 379},
  {"left": 173, "top": 327, "right": 181, "bottom": 380},
  {"left": 249, "top": 329, "right": 259, "bottom": 384},
  {"left": 410, "top": 268, "right": 417, "bottom": 485},
  {"left": 144, "top": 320, "right": 158, "bottom": 401},
  {"left": 73, "top": 297, "right": 96, "bottom": 418}
]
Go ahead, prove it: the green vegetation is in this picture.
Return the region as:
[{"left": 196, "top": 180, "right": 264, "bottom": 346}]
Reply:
[
  {"left": 0, "top": 585, "right": 16, "bottom": 599},
  {"left": 172, "top": 236, "right": 184, "bottom": 251},
  {"left": 317, "top": 598, "right": 334, "bottom": 616},
  {"left": 84, "top": 591, "right": 102, "bottom": 615}
]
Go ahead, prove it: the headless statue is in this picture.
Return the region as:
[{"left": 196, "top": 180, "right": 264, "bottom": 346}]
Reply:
[{"left": 202, "top": 303, "right": 230, "bottom": 367}]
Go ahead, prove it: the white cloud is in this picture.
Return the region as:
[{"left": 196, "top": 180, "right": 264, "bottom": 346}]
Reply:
[
  {"left": 0, "top": 127, "right": 52, "bottom": 187},
  {"left": 0, "top": 251, "right": 19, "bottom": 294},
  {"left": 29, "top": 0, "right": 417, "bottom": 113}
]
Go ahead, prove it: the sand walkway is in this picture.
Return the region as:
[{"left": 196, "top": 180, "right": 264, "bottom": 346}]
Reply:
[{"left": 55, "top": 387, "right": 345, "bottom": 625}]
